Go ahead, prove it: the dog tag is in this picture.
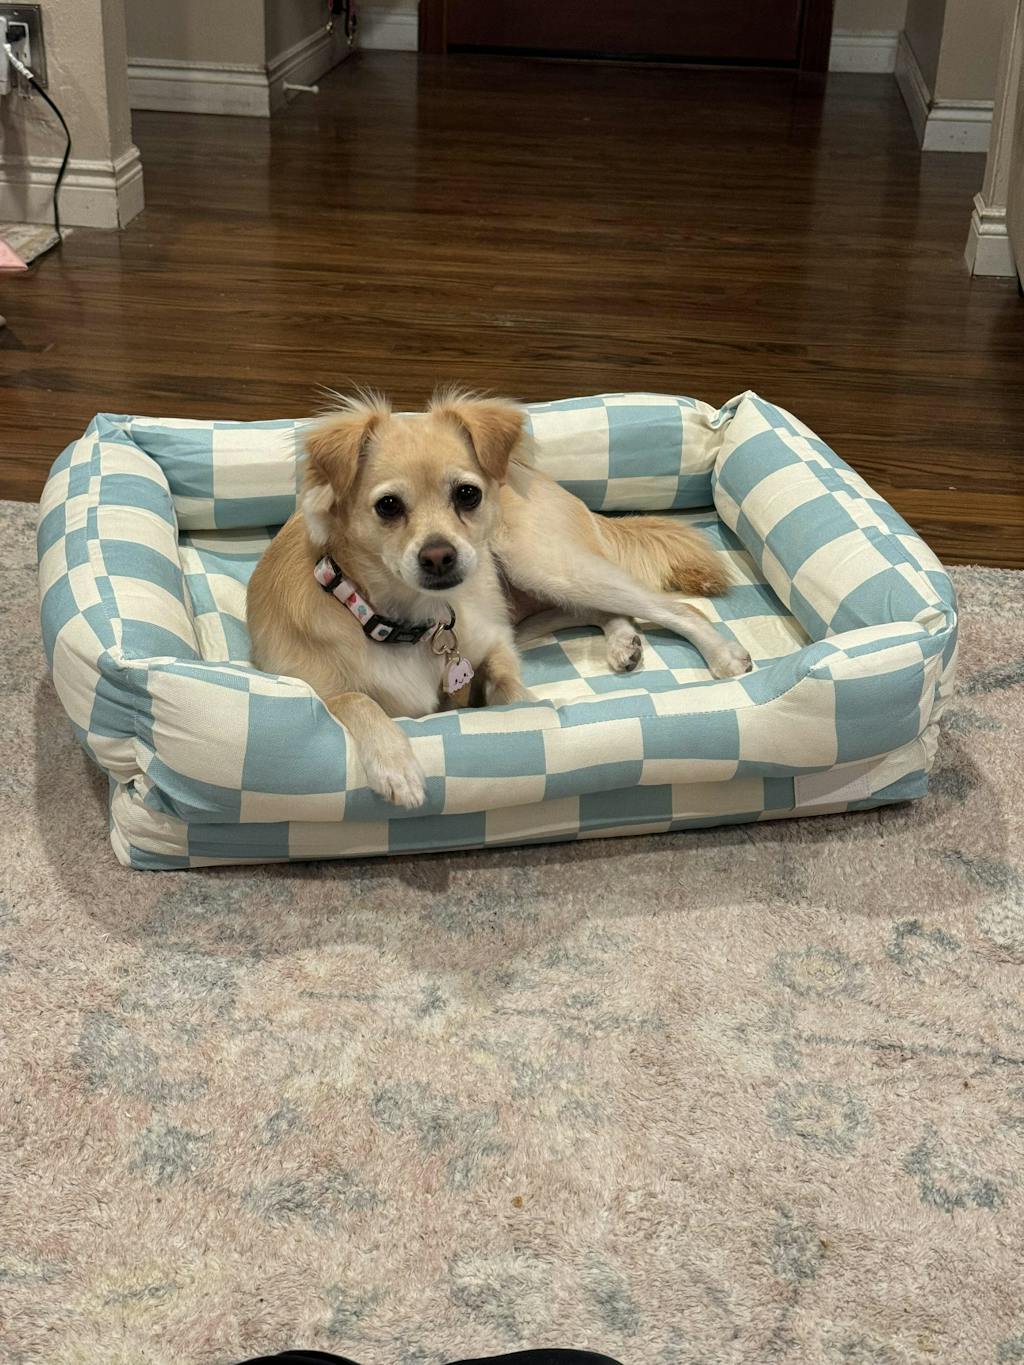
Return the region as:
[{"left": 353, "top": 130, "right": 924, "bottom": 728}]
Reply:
[
  {"left": 444, "top": 655, "right": 475, "bottom": 695},
  {"left": 431, "top": 617, "right": 475, "bottom": 697}
]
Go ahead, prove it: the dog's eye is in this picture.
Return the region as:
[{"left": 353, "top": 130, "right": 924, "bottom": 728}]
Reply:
[
  {"left": 374, "top": 495, "right": 404, "bottom": 520},
  {"left": 453, "top": 483, "right": 482, "bottom": 511}
]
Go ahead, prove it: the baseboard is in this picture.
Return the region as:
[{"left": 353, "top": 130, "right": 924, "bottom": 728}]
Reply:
[
  {"left": 828, "top": 31, "right": 898, "bottom": 73},
  {"left": 895, "top": 31, "right": 933, "bottom": 143},
  {"left": 128, "top": 59, "right": 271, "bottom": 117},
  {"left": 358, "top": 0, "right": 419, "bottom": 52},
  {"left": 895, "top": 32, "right": 993, "bottom": 152},
  {"left": 267, "top": 24, "right": 352, "bottom": 111},
  {"left": 964, "top": 192, "right": 1017, "bottom": 276},
  {"left": 128, "top": 28, "right": 350, "bottom": 118},
  {"left": 923, "top": 101, "right": 994, "bottom": 153},
  {"left": 0, "top": 144, "right": 144, "bottom": 229}
]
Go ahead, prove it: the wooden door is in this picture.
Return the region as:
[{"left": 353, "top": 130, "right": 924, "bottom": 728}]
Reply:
[{"left": 420, "top": 1, "right": 835, "bottom": 72}]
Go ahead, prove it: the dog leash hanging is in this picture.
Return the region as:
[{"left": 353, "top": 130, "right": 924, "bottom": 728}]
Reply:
[{"left": 432, "top": 615, "right": 475, "bottom": 695}]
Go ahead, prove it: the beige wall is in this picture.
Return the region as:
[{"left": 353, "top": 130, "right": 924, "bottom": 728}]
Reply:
[
  {"left": 124, "top": 1, "right": 331, "bottom": 69},
  {"left": 1010, "top": 28, "right": 1024, "bottom": 277},
  {"left": 265, "top": 0, "right": 328, "bottom": 63},
  {"left": 834, "top": 0, "right": 908, "bottom": 29},
  {"left": 965, "top": 0, "right": 1023, "bottom": 275},
  {"left": 905, "top": 0, "right": 1010, "bottom": 100},
  {"left": 935, "top": 0, "right": 1010, "bottom": 99},
  {"left": 125, "top": 0, "right": 266, "bottom": 67},
  {"left": 905, "top": 0, "right": 947, "bottom": 91},
  {"left": 0, "top": 0, "right": 142, "bottom": 226},
  {"left": 1, "top": 0, "right": 134, "bottom": 162}
]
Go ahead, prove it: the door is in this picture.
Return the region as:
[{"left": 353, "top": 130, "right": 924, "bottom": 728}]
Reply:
[{"left": 420, "top": 0, "right": 835, "bottom": 72}]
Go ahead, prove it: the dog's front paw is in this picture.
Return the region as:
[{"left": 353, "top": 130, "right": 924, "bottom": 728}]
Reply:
[
  {"left": 487, "top": 680, "right": 535, "bottom": 706},
  {"left": 709, "top": 643, "right": 753, "bottom": 679},
  {"left": 361, "top": 737, "right": 427, "bottom": 809}
]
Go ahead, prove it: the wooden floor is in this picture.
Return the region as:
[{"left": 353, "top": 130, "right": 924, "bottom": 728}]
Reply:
[{"left": 2, "top": 54, "right": 1022, "bottom": 565}]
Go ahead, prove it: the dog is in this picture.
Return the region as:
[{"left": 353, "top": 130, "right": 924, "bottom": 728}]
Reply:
[{"left": 246, "top": 390, "right": 752, "bottom": 808}]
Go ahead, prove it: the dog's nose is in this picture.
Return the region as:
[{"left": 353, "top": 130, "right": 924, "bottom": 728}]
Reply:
[{"left": 418, "top": 540, "right": 458, "bottom": 577}]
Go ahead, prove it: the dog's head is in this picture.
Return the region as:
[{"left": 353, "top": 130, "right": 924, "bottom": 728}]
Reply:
[{"left": 301, "top": 389, "right": 524, "bottom": 594}]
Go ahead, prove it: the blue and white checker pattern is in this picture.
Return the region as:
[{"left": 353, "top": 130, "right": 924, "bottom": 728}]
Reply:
[
  {"left": 120, "top": 391, "right": 737, "bottom": 530},
  {"left": 522, "top": 392, "right": 736, "bottom": 511},
  {"left": 37, "top": 395, "right": 957, "bottom": 870}
]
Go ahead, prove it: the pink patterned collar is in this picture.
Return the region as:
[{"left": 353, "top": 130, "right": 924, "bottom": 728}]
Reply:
[{"left": 313, "top": 555, "right": 439, "bottom": 644}]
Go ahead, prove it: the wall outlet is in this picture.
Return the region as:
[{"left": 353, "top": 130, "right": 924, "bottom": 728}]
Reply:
[{"left": 0, "top": 3, "right": 46, "bottom": 88}]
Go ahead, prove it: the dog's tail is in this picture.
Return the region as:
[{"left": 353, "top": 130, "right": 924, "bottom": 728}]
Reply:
[{"left": 595, "top": 514, "right": 730, "bottom": 597}]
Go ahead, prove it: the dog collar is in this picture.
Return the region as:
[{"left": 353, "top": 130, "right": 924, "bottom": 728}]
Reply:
[{"left": 313, "top": 554, "right": 445, "bottom": 644}]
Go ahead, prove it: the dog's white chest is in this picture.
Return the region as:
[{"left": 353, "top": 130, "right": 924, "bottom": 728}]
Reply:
[{"left": 362, "top": 642, "right": 446, "bottom": 719}]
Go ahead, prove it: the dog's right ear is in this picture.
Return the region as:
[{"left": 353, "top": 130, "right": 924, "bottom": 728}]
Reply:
[{"left": 301, "top": 396, "right": 390, "bottom": 548}]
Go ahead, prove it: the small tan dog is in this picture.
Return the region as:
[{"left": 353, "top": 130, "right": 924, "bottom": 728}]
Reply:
[{"left": 247, "top": 390, "right": 751, "bottom": 808}]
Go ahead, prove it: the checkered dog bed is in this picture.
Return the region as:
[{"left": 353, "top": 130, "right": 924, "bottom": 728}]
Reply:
[{"left": 38, "top": 392, "right": 957, "bottom": 870}]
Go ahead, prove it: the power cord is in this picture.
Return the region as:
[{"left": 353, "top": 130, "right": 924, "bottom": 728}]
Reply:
[{"left": 3, "top": 28, "right": 71, "bottom": 257}]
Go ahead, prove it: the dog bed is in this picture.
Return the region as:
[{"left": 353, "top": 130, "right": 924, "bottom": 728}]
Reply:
[{"left": 38, "top": 392, "right": 958, "bottom": 870}]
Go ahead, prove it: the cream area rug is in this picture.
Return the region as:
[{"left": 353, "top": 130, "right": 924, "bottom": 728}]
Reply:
[{"left": 1, "top": 498, "right": 1022, "bottom": 1365}]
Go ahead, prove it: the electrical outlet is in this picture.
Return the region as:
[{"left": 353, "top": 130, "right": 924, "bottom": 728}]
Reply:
[{"left": 0, "top": 4, "right": 46, "bottom": 88}]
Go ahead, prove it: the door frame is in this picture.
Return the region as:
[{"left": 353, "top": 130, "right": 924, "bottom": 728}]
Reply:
[{"left": 418, "top": 0, "right": 836, "bottom": 72}]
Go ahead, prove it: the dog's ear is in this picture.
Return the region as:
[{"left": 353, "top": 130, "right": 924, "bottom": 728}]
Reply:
[
  {"left": 301, "top": 396, "right": 389, "bottom": 547},
  {"left": 431, "top": 390, "right": 524, "bottom": 483}
]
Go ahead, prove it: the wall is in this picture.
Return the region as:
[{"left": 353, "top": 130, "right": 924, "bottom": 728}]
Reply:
[
  {"left": 904, "top": 0, "right": 946, "bottom": 92},
  {"left": 904, "top": 0, "right": 1009, "bottom": 101},
  {"left": 830, "top": 0, "right": 908, "bottom": 72},
  {"left": 965, "top": 0, "right": 1023, "bottom": 274},
  {"left": 1011, "top": 9, "right": 1024, "bottom": 278},
  {"left": 359, "top": 0, "right": 419, "bottom": 51},
  {"left": 0, "top": 0, "right": 143, "bottom": 227},
  {"left": 834, "top": 0, "right": 908, "bottom": 29},
  {"left": 265, "top": 0, "right": 329, "bottom": 64},
  {"left": 125, "top": 0, "right": 265, "bottom": 66},
  {"left": 935, "top": 0, "right": 1008, "bottom": 99},
  {"left": 898, "top": 0, "right": 1009, "bottom": 149},
  {"left": 125, "top": 0, "right": 349, "bottom": 116}
]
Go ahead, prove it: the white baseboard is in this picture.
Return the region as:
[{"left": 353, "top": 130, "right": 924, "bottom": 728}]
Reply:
[
  {"left": 128, "top": 60, "right": 270, "bottom": 117},
  {"left": 895, "top": 32, "right": 993, "bottom": 152},
  {"left": 0, "top": 144, "right": 144, "bottom": 229},
  {"left": 268, "top": 25, "right": 352, "bottom": 112},
  {"left": 128, "top": 28, "right": 351, "bottom": 118},
  {"left": 923, "top": 103, "right": 994, "bottom": 152},
  {"left": 358, "top": 0, "right": 419, "bottom": 51},
  {"left": 964, "top": 192, "right": 1017, "bottom": 276},
  {"left": 828, "top": 31, "right": 898, "bottom": 73}
]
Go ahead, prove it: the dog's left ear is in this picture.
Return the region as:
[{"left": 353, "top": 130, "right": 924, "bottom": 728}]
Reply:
[{"left": 431, "top": 391, "right": 524, "bottom": 483}]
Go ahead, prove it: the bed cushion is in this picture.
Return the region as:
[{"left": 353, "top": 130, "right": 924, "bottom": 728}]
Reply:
[{"left": 37, "top": 392, "right": 957, "bottom": 869}]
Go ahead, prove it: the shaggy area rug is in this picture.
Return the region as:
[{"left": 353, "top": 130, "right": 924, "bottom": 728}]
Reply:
[{"left": 2, "top": 498, "right": 1022, "bottom": 1365}]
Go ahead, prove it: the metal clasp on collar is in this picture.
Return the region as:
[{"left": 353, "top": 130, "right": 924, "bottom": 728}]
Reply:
[
  {"left": 430, "top": 610, "right": 475, "bottom": 696},
  {"left": 429, "top": 611, "right": 460, "bottom": 658}
]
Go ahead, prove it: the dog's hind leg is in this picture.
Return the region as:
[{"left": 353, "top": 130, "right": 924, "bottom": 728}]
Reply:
[
  {"left": 509, "top": 552, "right": 752, "bottom": 680},
  {"left": 516, "top": 609, "right": 645, "bottom": 674},
  {"left": 600, "top": 615, "right": 645, "bottom": 673}
]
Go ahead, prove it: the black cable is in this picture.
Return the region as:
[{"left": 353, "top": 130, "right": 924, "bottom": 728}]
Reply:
[
  {"left": 25, "top": 75, "right": 72, "bottom": 251},
  {"left": 4, "top": 28, "right": 72, "bottom": 257}
]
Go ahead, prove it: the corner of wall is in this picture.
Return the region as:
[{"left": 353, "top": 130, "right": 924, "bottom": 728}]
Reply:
[
  {"left": 895, "top": 22, "right": 995, "bottom": 151},
  {"left": 0, "top": 0, "right": 144, "bottom": 228}
]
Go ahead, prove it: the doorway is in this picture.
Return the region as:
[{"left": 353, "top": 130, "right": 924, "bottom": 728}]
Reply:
[{"left": 419, "top": 0, "right": 836, "bottom": 72}]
